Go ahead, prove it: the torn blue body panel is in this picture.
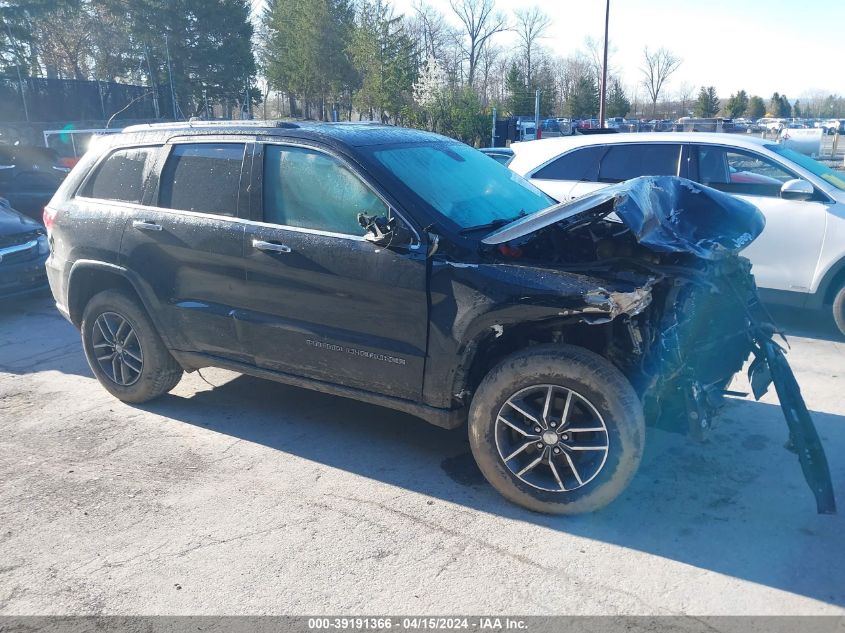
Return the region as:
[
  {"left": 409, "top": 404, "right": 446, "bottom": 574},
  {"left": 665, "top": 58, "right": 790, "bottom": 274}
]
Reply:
[{"left": 484, "top": 176, "right": 765, "bottom": 260}]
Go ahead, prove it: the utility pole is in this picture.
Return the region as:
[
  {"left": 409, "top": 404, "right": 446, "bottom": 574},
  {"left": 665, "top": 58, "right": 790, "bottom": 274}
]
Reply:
[
  {"left": 143, "top": 43, "right": 160, "bottom": 119},
  {"left": 4, "top": 21, "right": 29, "bottom": 122},
  {"left": 491, "top": 107, "right": 497, "bottom": 147},
  {"left": 598, "top": 0, "right": 610, "bottom": 128},
  {"left": 534, "top": 90, "right": 540, "bottom": 138},
  {"left": 165, "top": 33, "right": 178, "bottom": 120}
]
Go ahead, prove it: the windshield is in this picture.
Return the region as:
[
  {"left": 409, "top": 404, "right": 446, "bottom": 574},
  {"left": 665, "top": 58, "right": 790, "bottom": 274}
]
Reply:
[
  {"left": 370, "top": 142, "right": 554, "bottom": 230},
  {"left": 765, "top": 144, "right": 845, "bottom": 192}
]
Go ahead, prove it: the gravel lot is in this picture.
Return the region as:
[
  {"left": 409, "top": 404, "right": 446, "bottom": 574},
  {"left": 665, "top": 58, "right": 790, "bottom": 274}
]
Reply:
[{"left": 1, "top": 293, "right": 843, "bottom": 615}]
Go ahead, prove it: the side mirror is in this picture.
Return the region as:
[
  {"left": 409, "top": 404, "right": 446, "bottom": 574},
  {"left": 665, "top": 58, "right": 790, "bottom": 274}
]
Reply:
[
  {"left": 358, "top": 212, "right": 392, "bottom": 245},
  {"left": 358, "top": 212, "right": 416, "bottom": 248},
  {"left": 781, "top": 178, "right": 814, "bottom": 201}
]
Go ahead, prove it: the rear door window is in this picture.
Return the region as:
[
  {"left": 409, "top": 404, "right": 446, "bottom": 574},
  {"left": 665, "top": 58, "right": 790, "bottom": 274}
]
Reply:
[
  {"left": 532, "top": 145, "right": 606, "bottom": 181},
  {"left": 80, "top": 146, "right": 160, "bottom": 203},
  {"left": 597, "top": 144, "right": 682, "bottom": 183},
  {"left": 262, "top": 144, "right": 384, "bottom": 235},
  {"left": 158, "top": 143, "right": 246, "bottom": 215}
]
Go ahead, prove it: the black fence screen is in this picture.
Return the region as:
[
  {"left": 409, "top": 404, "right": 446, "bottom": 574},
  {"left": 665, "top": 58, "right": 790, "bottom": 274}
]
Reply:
[{"left": 0, "top": 76, "right": 174, "bottom": 123}]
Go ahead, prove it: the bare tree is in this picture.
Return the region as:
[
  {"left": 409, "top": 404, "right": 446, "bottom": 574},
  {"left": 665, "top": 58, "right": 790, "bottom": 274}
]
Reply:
[
  {"left": 583, "top": 36, "right": 616, "bottom": 86},
  {"left": 514, "top": 6, "right": 550, "bottom": 87},
  {"left": 477, "top": 43, "right": 501, "bottom": 105},
  {"left": 449, "top": 0, "right": 507, "bottom": 88},
  {"left": 640, "top": 46, "right": 682, "bottom": 118},
  {"left": 411, "top": 2, "right": 450, "bottom": 61},
  {"left": 677, "top": 81, "right": 695, "bottom": 116}
]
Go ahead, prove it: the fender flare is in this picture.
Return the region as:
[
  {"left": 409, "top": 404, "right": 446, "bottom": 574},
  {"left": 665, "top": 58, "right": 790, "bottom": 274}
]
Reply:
[
  {"left": 809, "top": 256, "right": 845, "bottom": 309},
  {"left": 66, "top": 260, "right": 174, "bottom": 347}
]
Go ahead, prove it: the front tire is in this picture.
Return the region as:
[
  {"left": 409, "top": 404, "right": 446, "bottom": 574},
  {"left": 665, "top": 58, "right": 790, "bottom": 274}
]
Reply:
[
  {"left": 81, "top": 289, "right": 183, "bottom": 403},
  {"left": 468, "top": 344, "right": 645, "bottom": 514},
  {"left": 832, "top": 285, "right": 845, "bottom": 338}
]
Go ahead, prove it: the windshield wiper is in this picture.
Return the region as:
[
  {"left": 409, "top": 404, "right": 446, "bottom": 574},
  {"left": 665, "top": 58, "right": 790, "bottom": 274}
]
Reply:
[{"left": 459, "top": 211, "right": 526, "bottom": 235}]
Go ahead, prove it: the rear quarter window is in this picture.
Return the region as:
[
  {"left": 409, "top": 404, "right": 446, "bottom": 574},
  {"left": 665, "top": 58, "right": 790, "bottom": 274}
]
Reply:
[
  {"left": 532, "top": 145, "right": 606, "bottom": 181},
  {"left": 598, "top": 144, "right": 681, "bottom": 183},
  {"left": 79, "top": 146, "right": 160, "bottom": 203}
]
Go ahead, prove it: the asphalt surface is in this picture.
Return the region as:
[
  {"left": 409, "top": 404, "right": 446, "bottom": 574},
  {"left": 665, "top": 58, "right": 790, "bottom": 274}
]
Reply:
[{"left": 1, "top": 293, "right": 843, "bottom": 615}]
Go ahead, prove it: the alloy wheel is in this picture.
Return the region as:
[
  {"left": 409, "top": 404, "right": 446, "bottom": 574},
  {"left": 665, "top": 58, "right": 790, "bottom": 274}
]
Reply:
[
  {"left": 495, "top": 384, "right": 609, "bottom": 492},
  {"left": 91, "top": 311, "right": 144, "bottom": 386}
]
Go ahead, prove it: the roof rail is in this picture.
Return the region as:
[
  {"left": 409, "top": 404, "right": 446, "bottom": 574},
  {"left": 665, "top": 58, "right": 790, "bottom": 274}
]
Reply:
[{"left": 121, "top": 120, "right": 300, "bottom": 132}]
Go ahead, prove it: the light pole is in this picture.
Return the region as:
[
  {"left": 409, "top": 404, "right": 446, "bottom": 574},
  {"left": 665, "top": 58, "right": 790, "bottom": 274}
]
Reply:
[{"left": 598, "top": 0, "right": 610, "bottom": 128}]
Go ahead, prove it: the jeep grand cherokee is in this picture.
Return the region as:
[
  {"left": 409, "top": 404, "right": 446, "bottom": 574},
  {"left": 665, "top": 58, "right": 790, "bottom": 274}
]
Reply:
[{"left": 44, "top": 122, "right": 835, "bottom": 515}]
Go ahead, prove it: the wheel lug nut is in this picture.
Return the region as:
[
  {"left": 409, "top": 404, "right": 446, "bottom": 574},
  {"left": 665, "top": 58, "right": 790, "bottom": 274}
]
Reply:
[
  {"left": 533, "top": 426, "right": 541, "bottom": 433},
  {"left": 549, "top": 421, "right": 557, "bottom": 428},
  {"left": 536, "top": 442, "right": 544, "bottom": 449},
  {"left": 553, "top": 447, "right": 561, "bottom": 454},
  {"left": 561, "top": 434, "right": 569, "bottom": 441}
]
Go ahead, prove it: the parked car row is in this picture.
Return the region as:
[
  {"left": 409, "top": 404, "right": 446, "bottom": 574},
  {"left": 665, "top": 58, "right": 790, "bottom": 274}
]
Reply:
[
  {"left": 0, "top": 197, "right": 49, "bottom": 300},
  {"left": 497, "top": 132, "right": 845, "bottom": 336},
  {"left": 0, "top": 145, "right": 69, "bottom": 224},
  {"left": 40, "top": 121, "right": 834, "bottom": 515},
  {"left": 0, "top": 144, "right": 68, "bottom": 299}
]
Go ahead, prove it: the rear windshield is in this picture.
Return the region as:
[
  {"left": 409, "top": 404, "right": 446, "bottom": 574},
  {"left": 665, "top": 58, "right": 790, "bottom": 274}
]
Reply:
[{"left": 368, "top": 142, "right": 553, "bottom": 230}]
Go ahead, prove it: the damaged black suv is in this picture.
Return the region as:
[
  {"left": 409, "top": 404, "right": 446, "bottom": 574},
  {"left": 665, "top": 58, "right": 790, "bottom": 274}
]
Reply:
[{"left": 45, "top": 122, "right": 835, "bottom": 515}]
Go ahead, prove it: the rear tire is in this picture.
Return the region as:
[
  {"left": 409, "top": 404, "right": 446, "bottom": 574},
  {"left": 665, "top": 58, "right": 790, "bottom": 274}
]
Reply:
[
  {"left": 833, "top": 285, "right": 845, "bottom": 338},
  {"left": 468, "top": 344, "right": 645, "bottom": 515},
  {"left": 81, "top": 289, "right": 182, "bottom": 403}
]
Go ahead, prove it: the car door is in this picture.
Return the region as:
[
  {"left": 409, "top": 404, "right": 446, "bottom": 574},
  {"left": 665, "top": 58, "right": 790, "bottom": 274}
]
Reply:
[
  {"left": 527, "top": 143, "right": 684, "bottom": 202},
  {"left": 117, "top": 140, "right": 251, "bottom": 359},
  {"left": 691, "top": 144, "right": 827, "bottom": 294},
  {"left": 237, "top": 141, "right": 428, "bottom": 401}
]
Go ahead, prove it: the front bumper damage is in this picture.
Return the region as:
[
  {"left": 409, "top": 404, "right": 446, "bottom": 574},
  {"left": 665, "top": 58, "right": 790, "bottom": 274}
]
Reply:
[
  {"left": 483, "top": 176, "right": 836, "bottom": 514},
  {"left": 749, "top": 336, "right": 837, "bottom": 514}
]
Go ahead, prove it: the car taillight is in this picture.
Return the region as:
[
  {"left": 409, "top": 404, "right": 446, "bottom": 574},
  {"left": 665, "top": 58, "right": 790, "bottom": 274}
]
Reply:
[{"left": 43, "top": 205, "right": 58, "bottom": 233}]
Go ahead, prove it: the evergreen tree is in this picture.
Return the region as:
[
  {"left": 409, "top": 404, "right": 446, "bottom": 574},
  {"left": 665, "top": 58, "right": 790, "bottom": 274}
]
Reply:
[
  {"left": 747, "top": 95, "right": 765, "bottom": 119},
  {"left": 694, "top": 86, "right": 719, "bottom": 117},
  {"left": 505, "top": 63, "right": 531, "bottom": 116},
  {"left": 779, "top": 94, "right": 792, "bottom": 118},
  {"left": 724, "top": 90, "right": 749, "bottom": 118},
  {"left": 605, "top": 78, "right": 630, "bottom": 118},
  {"left": 265, "top": 0, "right": 354, "bottom": 119},
  {"left": 769, "top": 92, "right": 783, "bottom": 117},
  {"left": 350, "top": 0, "right": 416, "bottom": 123},
  {"left": 569, "top": 75, "right": 599, "bottom": 118},
  {"left": 125, "top": 0, "right": 257, "bottom": 118}
]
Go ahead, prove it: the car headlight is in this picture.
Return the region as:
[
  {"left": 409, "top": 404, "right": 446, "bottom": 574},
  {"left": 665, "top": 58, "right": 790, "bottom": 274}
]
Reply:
[{"left": 37, "top": 233, "right": 49, "bottom": 255}]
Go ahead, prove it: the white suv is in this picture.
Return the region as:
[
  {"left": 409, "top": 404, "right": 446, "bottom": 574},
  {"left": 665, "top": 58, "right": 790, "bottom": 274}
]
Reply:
[{"left": 507, "top": 132, "right": 845, "bottom": 335}]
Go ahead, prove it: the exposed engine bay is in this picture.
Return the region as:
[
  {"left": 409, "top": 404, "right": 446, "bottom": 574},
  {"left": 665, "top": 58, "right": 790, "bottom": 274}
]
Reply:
[{"left": 481, "top": 176, "right": 836, "bottom": 514}]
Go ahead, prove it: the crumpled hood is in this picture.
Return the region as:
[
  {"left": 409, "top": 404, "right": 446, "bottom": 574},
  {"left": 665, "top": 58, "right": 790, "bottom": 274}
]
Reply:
[{"left": 483, "top": 176, "right": 766, "bottom": 260}]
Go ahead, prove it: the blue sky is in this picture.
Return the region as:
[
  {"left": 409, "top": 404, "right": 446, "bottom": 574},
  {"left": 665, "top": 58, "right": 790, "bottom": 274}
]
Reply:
[{"left": 390, "top": 0, "right": 845, "bottom": 102}]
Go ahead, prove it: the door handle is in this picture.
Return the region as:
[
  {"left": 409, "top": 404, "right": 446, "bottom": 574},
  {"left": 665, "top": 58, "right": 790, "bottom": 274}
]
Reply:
[
  {"left": 132, "top": 220, "right": 163, "bottom": 232},
  {"left": 252, "top": 239, "right": 291, "bottom": 254}
]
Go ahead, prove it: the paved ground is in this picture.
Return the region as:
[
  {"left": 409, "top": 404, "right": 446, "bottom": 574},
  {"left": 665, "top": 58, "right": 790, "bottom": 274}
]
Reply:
[{"left": 1, "top": 294, "right": 843, "bottom": 616}]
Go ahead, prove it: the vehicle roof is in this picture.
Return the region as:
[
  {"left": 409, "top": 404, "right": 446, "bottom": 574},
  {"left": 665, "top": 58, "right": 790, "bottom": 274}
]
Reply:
[
  {"left": 509, "top": 132, "right": 773, "bottom": 173},
  {"left": 116, "top": 120, "right": 454, "bottom": 149}
]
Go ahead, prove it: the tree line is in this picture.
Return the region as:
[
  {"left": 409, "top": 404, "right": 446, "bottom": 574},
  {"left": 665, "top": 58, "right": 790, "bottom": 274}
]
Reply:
[
  {"left": 2, "top": 0, "right": 844, "bottom": 144},
  {"left": 1, "top": 0, "right": 256, "bottom": 119}
]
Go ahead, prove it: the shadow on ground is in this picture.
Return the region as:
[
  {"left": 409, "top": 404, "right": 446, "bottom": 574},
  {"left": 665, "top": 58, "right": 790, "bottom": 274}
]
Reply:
[
  {"left": 142, "top": 371, "right": 845, "bottom": 608},
  {"left": 767, "top": 304, "right": 844, "bottom": 343},
  {"left": 0, "top": 293, "right": 91, "bottom": 378},
  {"left": 5, "top": 296, "right": 844, "bottom": 605}
]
